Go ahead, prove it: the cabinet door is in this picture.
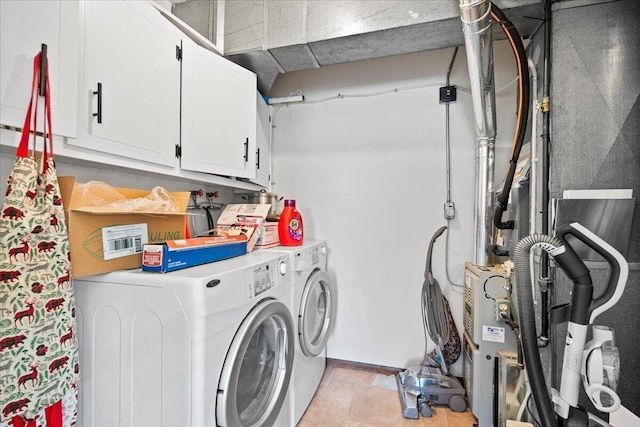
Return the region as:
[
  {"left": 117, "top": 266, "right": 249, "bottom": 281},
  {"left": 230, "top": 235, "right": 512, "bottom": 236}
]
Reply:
[
  {"left": 252, "top": 92, "right": 271, "bottom": 187},
  {"left": 73, "top": 0, "right": 180, "bottom": 167},
  {"left": 180, "top": 39, "right": 257, "bottom": 179},
  {"left": 0, "top": 0, "right": 78, "bottom": 138}
]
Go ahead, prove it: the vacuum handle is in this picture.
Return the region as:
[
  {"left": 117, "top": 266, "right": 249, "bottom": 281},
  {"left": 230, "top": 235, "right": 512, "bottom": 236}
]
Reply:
[
  {"left": 426, "top": 226, "right": 447, "bottom": 278},
  {"left": 555, "top": 222, "right": 627, "bottom": 323},
  {"left": 552, "top": 225, "right": 591, "bottom": 285}
]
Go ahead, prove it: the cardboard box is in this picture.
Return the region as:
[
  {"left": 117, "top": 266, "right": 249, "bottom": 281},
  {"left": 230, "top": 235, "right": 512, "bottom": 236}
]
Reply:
[
  {"left": 255, "top": 222, "right": 279, "bottom": 248},
  {"left": 217, "top": 204, "right": 275, "bottom": 252},
  {"left": 141, "top": 235, "right": 247, "bottom": 273},
  {"left": 218, "top": 220, "right": 261, "bottom": 252},
  {"left": 59, "top": 177, "right": 190, "bottom": 278}
]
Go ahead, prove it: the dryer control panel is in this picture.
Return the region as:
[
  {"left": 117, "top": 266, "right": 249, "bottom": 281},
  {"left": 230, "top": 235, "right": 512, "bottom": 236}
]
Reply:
[{"left": 311, "top": 246, "right": 320, "bottom": 266}]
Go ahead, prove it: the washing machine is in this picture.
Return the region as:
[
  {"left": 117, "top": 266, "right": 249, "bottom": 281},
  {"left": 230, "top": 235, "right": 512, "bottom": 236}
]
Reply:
[
  {"left": 74, "top": 251, "right": 294, "bottom": 427},
  {"left": 269, "top": 240, "right": 335, "bottom": 424}
]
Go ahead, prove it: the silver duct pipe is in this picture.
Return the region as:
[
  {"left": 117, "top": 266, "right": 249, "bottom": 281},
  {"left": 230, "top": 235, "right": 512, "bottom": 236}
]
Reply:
[{"left": 460, "top": 0, "right": 497, "bottom": 266}]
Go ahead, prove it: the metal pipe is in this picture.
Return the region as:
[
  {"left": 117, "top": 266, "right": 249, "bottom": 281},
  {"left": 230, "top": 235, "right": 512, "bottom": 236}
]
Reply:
[
  {"left": 539, "top": 0, "right": 553, "bottom": 350},
  {"left": 528, "top": 58, "right": 538, "bottom": 236},
  {"left": 528, "top": 59, "right": 550, "bottom": 348},
  {"left": 541, "top": 0, "right": 551, "bottom": 250},
  {"left": 460, "top": 0, "right": 497, "bottom": 266}
]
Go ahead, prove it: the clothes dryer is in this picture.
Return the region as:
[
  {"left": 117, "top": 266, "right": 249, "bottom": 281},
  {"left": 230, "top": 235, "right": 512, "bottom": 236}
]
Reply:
[
  {"left": 269, "top": 241, "right": 335, "bottom": 424},
  {"left": 74, "top": 251, "right": 294, "bottom": 427}
]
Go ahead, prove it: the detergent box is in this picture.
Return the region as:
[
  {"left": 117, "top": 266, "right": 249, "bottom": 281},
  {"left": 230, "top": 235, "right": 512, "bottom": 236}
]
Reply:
[
  {"left": 216, "top": 204, "right": 278, "bottom": 251},
  {"left": 255, "top": 222, "right": 279, "bottom": 248},
  {"left": 141, "top": 235, "right": 247, "bottom": 273}
]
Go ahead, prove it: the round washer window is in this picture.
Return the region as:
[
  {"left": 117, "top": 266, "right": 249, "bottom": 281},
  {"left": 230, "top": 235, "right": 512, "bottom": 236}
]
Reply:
[
  {"left": 237, "top": 316, "right": 281, "bottom": 423},
  {"left": 217, "top": 299, "right": 294, "bottom": 426},
  {"left": 299, "top": 270, "right": 334, "bottom": 357}
]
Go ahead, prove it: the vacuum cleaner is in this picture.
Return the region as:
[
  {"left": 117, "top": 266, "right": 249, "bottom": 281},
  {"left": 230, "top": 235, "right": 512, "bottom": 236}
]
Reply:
[
  {"left": 396, "top": 226, "right": 467, "bottom": 418},
  {"left": 514, "top": 222, "right": 628, "bottom": 427}
]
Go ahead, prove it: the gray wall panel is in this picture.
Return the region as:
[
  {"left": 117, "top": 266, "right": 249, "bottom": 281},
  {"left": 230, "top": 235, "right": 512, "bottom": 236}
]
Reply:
[{"left": 548, "top": 0, "right": 640, "bottom": 418}]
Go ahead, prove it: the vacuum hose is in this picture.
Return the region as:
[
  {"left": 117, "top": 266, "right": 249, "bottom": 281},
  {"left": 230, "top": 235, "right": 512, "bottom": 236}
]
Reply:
[{"left": 514, "top": 235, "right": 560, "bottom": 427}]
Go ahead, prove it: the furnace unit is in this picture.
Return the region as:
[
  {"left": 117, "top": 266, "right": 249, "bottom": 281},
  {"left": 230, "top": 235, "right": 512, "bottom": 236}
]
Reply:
[{"left": 463, "top": 262, "right": 518, "bottom": 427}]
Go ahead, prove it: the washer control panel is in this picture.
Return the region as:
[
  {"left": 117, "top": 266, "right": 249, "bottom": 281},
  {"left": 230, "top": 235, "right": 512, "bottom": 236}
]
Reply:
[
  {"left": 252, "top": 263, "right": 274, "bottom": 297},
  {"left": 249, "top": 256, "right": 288, "bottom": 298}
]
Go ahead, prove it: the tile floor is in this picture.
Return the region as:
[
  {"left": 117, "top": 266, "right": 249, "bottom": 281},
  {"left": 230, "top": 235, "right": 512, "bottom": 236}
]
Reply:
[{"left": 298, "top": 365, "right": 478, "bottom": 426}]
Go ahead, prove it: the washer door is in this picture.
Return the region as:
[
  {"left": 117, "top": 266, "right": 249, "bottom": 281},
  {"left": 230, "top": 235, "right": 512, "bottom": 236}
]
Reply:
[
  {"left": 217, "top": 299, "right": 294, "bottom": 427},
  {"left": 299, "top": 270, "right": 334, "bottom": 357}
]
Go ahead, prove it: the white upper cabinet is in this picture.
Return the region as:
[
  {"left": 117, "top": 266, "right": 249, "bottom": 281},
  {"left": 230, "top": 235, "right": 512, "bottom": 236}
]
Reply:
[
  {"left": 72, "top": 0, "right": 180, "bottom": 167},
  {"left": 251, "top": 92, "right": 271, "bottom": 187},
  {"left": 0, "top": 0, "right": 262, "bottom": 190},
  {"left": 0, "top": 0, "right": 79, "bottom": 138},
  {"left": 180, "top": 37, "right": 257, "bottom": 179}
]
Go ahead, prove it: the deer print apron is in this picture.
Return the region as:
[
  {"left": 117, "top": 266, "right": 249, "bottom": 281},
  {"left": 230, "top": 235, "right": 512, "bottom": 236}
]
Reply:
[{"left": 0, "top": 53, "right": 78, "bottom": 426}]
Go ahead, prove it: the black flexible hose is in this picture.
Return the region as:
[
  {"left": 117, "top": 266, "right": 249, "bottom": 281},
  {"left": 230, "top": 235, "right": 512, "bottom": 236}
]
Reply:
[
  {"left": 490, "top": 3, "right": 531, "bottom": 230},
  {"left": 514, "top": 235, "right": 561, "bottom": 427},
  {"left": 204, "top": 207, "right": 214, "bottom": 231}
]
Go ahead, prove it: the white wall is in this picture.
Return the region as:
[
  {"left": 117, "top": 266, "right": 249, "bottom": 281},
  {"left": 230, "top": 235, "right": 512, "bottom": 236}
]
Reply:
[{"left": 269, "top": 40, "right": 518, "bottom": 374}]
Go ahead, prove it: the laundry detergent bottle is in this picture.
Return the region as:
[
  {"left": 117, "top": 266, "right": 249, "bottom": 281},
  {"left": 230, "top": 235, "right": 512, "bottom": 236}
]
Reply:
[{"left": 278, "top": 199, "right": 304, "bottom": 246}]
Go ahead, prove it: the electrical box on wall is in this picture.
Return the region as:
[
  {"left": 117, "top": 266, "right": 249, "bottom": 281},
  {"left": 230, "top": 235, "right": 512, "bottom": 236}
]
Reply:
[{"left": 439, "top": 85, "right": 457, "bottom": 103}]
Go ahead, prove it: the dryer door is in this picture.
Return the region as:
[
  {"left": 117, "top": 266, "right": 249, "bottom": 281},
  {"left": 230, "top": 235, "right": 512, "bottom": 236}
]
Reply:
[
  {"left": 299, "top": 270, "right": 335, "bottom": 357},
  {"left": 217, "top": 299, "right": 294, "bottom": 427}
]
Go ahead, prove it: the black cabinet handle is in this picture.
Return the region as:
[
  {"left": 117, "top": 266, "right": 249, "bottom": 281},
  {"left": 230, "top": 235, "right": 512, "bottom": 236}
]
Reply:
[
  {"left": 93, "top": 82, "right": 102, "bottom": 123},
  {"left": 39, "top": 44, "right": 47, "bottom": 96},
  {"left": 256, "top": 148, "right": 261, "bottom": 169},
  {"left": 243, "top": 137, "right": 248, "bottom": 162}
]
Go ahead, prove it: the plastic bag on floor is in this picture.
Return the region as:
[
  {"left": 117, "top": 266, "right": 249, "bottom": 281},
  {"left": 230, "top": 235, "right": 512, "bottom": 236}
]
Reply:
[{"left": 372, "top": 374, "right": 398, "bottom": 391}]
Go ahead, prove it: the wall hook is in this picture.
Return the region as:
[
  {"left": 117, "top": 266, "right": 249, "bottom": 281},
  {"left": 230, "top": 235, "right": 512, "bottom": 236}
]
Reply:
[{"left": 39, "top": 43, "right": 47, "bottom": 96}]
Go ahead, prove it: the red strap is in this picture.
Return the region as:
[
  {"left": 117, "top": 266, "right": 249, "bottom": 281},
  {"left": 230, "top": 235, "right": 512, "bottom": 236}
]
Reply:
[
  {"left": 43, "top": 67, "right": 54, "bottom": 165},
  {"left": 44, "top": 400, "right": 63, "bottom": 427},
  {"left": 33, "top": 69, "right": 40, "bottom": 158},
  {"left": 16, "top": 51, "right": 54, "bottom": 166},
  {"left": 16, "top": 54, "right": 40, "bottom": 158}
]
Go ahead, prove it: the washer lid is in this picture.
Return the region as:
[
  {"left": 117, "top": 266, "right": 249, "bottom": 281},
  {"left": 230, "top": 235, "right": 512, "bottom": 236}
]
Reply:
[
  {"left": 217, "top": 299, "right": 294, "bottom": 426},
  {"left": 299, "top": 270, "right": 335, "bottom": 357}
]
